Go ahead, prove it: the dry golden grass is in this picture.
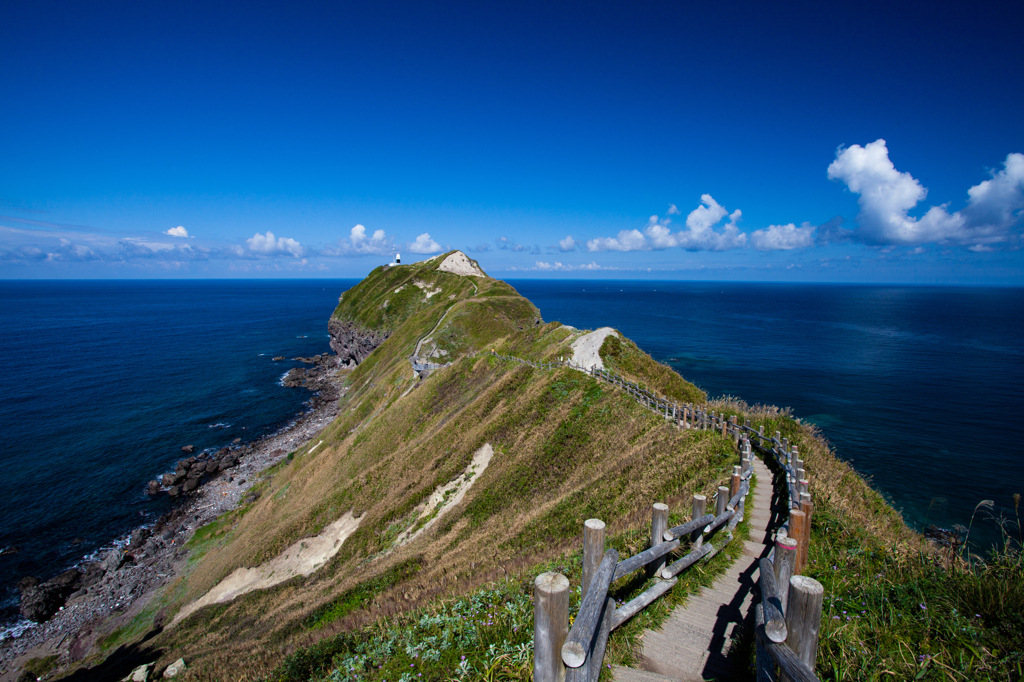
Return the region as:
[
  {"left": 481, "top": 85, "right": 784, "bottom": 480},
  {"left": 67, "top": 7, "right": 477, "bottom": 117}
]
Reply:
[
  {"left": 80, "top": 266, "right": 923, "bottom": 682},
  {"left": 145, "top": 350, "right": 739, "bottom": 680}
]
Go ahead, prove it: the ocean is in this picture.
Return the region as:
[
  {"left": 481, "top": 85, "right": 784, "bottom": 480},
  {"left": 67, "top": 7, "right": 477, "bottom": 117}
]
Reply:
[
  {"left": 0, "top": 279, "right": 358, "bottom": 627},
  {"left": 1, "top": 278, "right": 1021, "bottom": 630}
]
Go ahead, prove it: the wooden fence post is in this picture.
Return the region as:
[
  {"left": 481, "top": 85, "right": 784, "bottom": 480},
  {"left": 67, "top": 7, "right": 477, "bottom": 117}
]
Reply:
[
  {"left": 773, "top": 536, "right": 798, "bottom": 614},
  {"left": 716, "top": 486, "right": 729, "bottom": 516},
  {"left": 730, "top": 466, "right": 742, "bottom": 498},
  {"left": 788, "top": 509, "right": 808, "bottom": 574},
  {"left": 783, "top": 576, "right": 824, "bottom": 682},
  {"left": 582, "top": 519, "right": 605, "bottom": 601},
  {"left": 692, "top": 494, "right": 707, "bottom": 548},
  {"left": 730, "top": 415, "right": 739, "bottom": 444},
  {"left": 534, "top": 572, "right": 569, "bottom": 682},
  {"left": 798, "top": 499, "right": 813, "bottom": 571},
  {"left": 758, "top": 557, "right": 787, "bottom": 642},
  {"left": 754, "top": 603, "right": 777, "bottom": 682},
  {"left": 648, "top": 503, "right": 669, "bottom": 578}
]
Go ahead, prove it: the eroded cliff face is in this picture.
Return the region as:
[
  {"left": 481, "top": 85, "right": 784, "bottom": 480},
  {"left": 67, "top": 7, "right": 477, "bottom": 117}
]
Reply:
[{"left": 328, "top": 318, "right": 390, "bottom": 367}]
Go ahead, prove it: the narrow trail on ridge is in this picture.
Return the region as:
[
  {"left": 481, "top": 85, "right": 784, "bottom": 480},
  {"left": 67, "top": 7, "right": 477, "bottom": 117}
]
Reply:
[{"left": 613, "top": 455, "right": 775, "bottom": 682}]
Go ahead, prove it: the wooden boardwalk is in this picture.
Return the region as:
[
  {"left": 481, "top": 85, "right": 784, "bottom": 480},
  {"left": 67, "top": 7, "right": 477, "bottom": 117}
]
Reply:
[{"left": 612, "top": 455, "right": 776, "bottom": 682}]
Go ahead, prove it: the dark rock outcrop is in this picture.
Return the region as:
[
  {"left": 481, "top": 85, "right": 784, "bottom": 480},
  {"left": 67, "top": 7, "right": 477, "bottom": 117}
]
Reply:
[
  {"left": 18, "top": 569, "right": 82, "bottom": 622},
  {"left": 328, "top": 318, "right": 389, "bottom": 367}
]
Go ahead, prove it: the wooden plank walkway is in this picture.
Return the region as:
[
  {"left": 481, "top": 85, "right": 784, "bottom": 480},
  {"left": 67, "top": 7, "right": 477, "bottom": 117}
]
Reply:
[{"left": 613, "top": 455, "right": 776, "bottom": 682}]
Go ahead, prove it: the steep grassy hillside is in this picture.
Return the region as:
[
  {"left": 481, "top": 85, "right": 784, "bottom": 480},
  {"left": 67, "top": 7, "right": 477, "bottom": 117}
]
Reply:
[{"left": 112, "top": 254, "right": 733, "bottom": 679}]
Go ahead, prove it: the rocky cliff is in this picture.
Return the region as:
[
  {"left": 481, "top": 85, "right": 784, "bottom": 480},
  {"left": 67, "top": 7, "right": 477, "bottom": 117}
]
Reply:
[{"left": 327, "top": 318, "right": 390, "bottom": 367}]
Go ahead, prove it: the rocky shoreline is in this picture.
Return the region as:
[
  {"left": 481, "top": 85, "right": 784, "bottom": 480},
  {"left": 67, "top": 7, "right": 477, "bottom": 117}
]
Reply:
[{"left": 0, "top": 353, "right": 347, "bottom": 681}]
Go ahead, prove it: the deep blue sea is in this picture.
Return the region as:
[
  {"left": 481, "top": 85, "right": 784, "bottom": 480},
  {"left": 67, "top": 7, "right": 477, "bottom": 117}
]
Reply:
[
  {"left": 0, "top": 279, "right": 358, "bottom": 628},
  {"left": 1, "top": 279, "right": 1022, "bottom": 632}
]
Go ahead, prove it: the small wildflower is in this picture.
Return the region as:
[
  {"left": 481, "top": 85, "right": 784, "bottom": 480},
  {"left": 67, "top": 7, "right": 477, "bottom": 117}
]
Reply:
[{"left": 919, "top": 603, "right": 927, "bottom": 611}]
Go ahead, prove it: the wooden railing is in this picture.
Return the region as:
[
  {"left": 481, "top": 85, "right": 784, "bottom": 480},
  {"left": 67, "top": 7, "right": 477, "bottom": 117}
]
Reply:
[
  {"left": 533, "top": 441, "right": 756, "bottom": 681},
  {"left": 487, "top": 353, "right": 825, "bottom": 681}
]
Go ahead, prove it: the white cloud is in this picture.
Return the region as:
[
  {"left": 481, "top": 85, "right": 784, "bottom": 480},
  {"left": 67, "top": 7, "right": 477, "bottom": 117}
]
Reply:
[
  {"left": 586, "top": 229, "right": 648, "bottom": 252},
  {"left": 408, "top": 232, "right": 442, "bottom": 254},
  {"left": 322, "top": 224, "right": 394, "bottom": 256},
  {"left": 751, "top": 223, "right": 816, "bottom": 251},
  {"left": 962, "top": 153, "right": 1024, "bottom": 234},
  {"left": 558, "top": 236, "right": 576, "bottom": 252},
  {"left": 678, "top": 196, "right": 747, "bottom": 251},
  {"left": 828, "top": 140, "right": 1024, "bottom": 248},
  {"left": 496, "top": 236, "right": 540, "bottom": 253},
  {"left": 529, "top": 261, "right": 614, "bottom": 271},
  {"left": 666, "top": 204, "right": 680, "bottom": 215},
  {"left": 165, "top": 226, "right": 190, "bottom": 238},
  {"left": 246, "top": 231, "right": 305, "bottom": 257},
  {"left": 586, "top": 196, "right": 746, "bottom": 252}
]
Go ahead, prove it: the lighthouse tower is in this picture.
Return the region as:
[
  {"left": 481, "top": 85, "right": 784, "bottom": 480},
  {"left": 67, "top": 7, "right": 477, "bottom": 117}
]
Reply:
[{"left": 395, "top": 253, "right": 401, "bottom": 265}]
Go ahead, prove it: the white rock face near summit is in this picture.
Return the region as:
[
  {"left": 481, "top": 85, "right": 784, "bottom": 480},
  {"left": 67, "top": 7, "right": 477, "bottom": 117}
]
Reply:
[{"left": 437, "top": 251, "right": 485, "bottom": 277}]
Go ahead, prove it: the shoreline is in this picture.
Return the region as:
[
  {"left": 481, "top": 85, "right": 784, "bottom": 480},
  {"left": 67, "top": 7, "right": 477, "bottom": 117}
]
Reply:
[{"left": 0, "top": 355, "right": 348, "bottom": 680}]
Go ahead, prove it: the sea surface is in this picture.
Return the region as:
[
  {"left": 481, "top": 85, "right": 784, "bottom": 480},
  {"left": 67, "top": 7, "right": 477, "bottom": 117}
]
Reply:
[
  {"left": 0, "top": 279, "right": 357, "bottom": 629},
  {"left": 1, "top": 278, "right": 1022, "bottom": 632}
]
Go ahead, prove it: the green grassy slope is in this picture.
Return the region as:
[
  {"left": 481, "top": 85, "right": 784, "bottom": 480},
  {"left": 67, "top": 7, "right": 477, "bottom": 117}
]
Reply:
[
  {"left": 69, "top": 254, "right": 984, "bottom": 682},
  {"left": 130, "top": 254, "right": 726, "bottom": 679}
]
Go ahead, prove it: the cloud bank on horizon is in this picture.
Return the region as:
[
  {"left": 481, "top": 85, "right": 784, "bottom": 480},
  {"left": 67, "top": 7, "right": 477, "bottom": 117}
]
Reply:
[
  {"left": 2, "top": 140, "right": 1021, "bottom": 275},
  {"left": 576, "top": 140, "right": 1023, "bottom": 256}
]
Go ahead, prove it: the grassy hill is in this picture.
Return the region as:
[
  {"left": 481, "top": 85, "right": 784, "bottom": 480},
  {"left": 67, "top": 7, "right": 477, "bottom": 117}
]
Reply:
[
  {"left": 59, "top": 253, "right": 1020, "bottom": 682},
  {"left": 138, "top": 252, "right": 737, "bottom": 678}
]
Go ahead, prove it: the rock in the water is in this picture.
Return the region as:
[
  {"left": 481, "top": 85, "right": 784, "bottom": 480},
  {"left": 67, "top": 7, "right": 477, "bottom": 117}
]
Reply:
[
  {"left": 273, "top": 355, "right": 285, "bottom": 361},
  {"left": 147, "top": 480, "right": 161, "bottom": 496},
  {"left": 130, "top": 528, "right": 151, "bottom": 549},
  {"left": 163, "top": 658, "right": 187, "bottom": 678},
  {"left": 19, "top": 571, "right": 80, "bottom": 622},
  {"left": 281, "top": 367, "right": 307, "bottom": 387},
  {"left": 232, "top": 437, "right": 242, "bottom": 444},
  {"left": 167, "top": 485, "right": 180, "bottom": 498},
  {"left": 162, "top": 472, "right": 182, "bottom": 487},
  {"left": 51, "top": 568, "right": 83, "bottom": 591},
  {"left": 181, "top": 445, "right": 195, "bottom": 454}
]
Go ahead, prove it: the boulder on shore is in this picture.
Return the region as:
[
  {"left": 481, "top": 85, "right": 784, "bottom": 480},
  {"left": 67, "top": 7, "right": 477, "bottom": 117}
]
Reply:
[{"left": 18, "top": 569, "right": 82, "bottom": 622}]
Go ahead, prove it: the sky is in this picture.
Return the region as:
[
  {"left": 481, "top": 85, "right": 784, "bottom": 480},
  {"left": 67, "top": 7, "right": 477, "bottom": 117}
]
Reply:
[{"left": 1, "top": 0, "right": 1023, "bottom": 282}]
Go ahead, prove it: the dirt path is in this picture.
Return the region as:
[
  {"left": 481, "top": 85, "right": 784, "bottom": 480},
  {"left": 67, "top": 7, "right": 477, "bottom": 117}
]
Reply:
[
  {"left": 613, "top": 455, "right": 774, "bottom": 682},
  {"left": 570, "top": 327, "right": 617, "bottom": 370}
]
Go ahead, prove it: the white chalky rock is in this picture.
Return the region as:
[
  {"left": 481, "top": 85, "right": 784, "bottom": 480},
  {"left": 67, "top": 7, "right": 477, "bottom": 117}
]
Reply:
[{"left": 163, "top": 658, "right": 187, "bottom": 678}]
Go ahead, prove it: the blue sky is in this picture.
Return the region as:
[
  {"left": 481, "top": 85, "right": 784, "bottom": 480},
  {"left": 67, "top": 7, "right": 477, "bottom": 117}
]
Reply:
[{"left": 2, "top": 0, "right": 1022, "bottom": 282}]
